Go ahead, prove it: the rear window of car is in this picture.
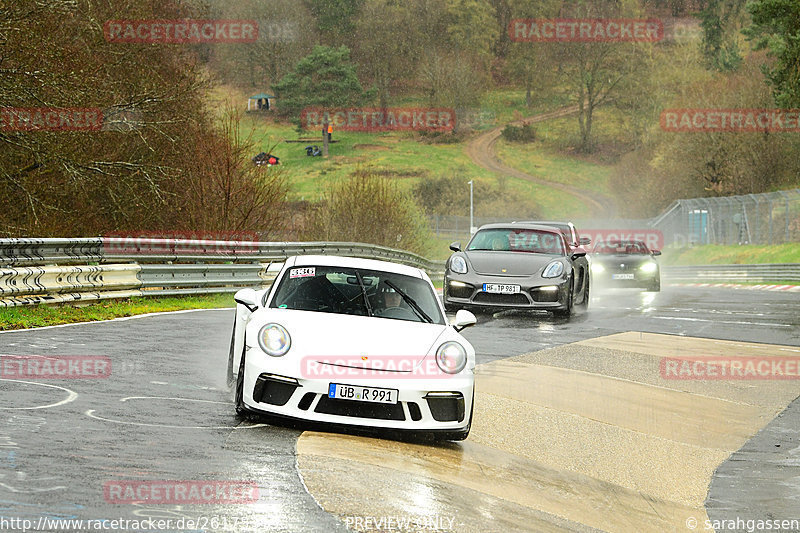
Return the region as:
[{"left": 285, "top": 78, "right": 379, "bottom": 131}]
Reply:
[
  {"left": 268, "top": 265, "right": 445, "bottom": 324},
  {"left": 467, "top": 228, "right": 565, "bottom": 255}
]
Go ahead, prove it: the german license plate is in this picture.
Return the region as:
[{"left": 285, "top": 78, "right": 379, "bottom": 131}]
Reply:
[
  {"left": 612, "top": 273, "right": 635, "bottom": 280},
  {"left": 482, "top": 283, "right": 520, "bottom": 294},
  {"left": 328, "top": 383, "right": 398, "bottom": 404}
]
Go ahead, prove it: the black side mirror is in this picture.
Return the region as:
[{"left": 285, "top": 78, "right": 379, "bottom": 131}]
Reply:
[
  {"left": 570, "top": 247, "right": 587, "bottom": 261},
  {"left": 652, "top": 250, "right": 662, "bottom": 256},
  {"left": 234, "top": 288, "right": 259, "bottom": 312},
  {"left": 449, "top": 241, "right": 462, "bottom": 252}
]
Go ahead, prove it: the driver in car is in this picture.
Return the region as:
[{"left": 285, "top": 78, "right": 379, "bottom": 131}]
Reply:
[{"left": 382, "top": 288, "right": 402, "bottom": 310}]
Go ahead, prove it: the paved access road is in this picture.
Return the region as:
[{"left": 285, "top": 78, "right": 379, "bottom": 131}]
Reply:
[{"left": 0, "top": 285, "right": 797, "bottom": 532}]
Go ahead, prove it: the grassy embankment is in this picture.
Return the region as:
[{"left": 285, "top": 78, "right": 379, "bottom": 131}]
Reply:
[
  {"left": 0, "top": 294, "right": 234, "bottom": 331},
  {"left": 225, "top": 87, "right": 610, "bottom": 220}
]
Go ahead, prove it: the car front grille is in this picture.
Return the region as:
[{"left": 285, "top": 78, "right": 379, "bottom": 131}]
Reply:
[
  {"left": 425, "top": 393, "right": 465, "bottom": 422},
  {"left": 473, "top": 292, "right": 530, "bottom": 305},
  {"left": 314, "top": 395, "right": 406, "bottom": 421},
  {"left": 530, "top": 288, "right": 559, "bottom": 302},
  {"left": 253, "top": 374, "right": 299, "bottom": 406},
  {"left": 447, "top": 283, "right": 474, "bottom": 299}
]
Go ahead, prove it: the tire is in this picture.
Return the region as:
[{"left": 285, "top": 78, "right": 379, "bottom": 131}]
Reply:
[
  {"left": 646, "top": 277, "right": 661, "bottom": 292},
  {"left": 234, "top": 346, "right": 251, "bottom": 418},
  {"left": 226, "top": 315, "right": 237, "bottom": 388},
  {"left": 553, "top": 280, "right": 574, "bottom": 318},
  {"left": 576, "top": 273, "right": 590, "bottom": 310}
]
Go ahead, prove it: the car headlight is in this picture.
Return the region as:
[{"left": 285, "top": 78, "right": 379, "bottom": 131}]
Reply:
[
  {"left": 591, "top": 263, "right": 605, "bottom": 273},
  {"left": 258, "top": 323, "right": 291, "bottom": 357},
  {"left": 542, "top": 261, "right": 564, "bottom": 278},
  {"left": 435, "top": 341, "right": 467, "bottom": 374},
  {"left": 449, "top": 256, "right": 467, "bottom": 274},
  {"left": 640, "top": 261, "right": 658, "bottom": 273}
]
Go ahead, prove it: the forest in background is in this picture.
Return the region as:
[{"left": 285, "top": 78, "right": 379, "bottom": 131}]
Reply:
[{"left": 1, "top": 0, "right": 798, "bottom": 248}]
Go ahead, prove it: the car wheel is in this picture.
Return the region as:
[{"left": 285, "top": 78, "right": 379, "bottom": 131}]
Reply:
[
  {"left": 234, "top": 346, "right": 252, "bottom": 418},
  {"left": 646, "top": 277, "right": 661, "bottom": 292},
  {"left": 226, "top": 315, "right": 237, "bottom": 388},
  {"left": 553, "top": 280, "right": 574, "bottom": 318},
  {"left": 576, "top": 274, "right": 590, "bottom": 310}
]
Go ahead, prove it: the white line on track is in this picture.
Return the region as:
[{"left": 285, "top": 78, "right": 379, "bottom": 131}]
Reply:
[{"left": 0, "top": 379, "right": 78, "bottom": 409}]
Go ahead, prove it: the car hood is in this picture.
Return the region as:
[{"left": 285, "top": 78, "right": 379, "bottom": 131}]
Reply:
[
  {"left": 247, "top": 309, "right": 452, "bottom": 372},
  {"left": 464, "top": 251, "right": 560, "bottom": 276}
]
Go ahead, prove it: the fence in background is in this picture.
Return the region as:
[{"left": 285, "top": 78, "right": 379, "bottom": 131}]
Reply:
[
  {"left": 649, "top": 189, "right": 800, "bottom": 247},
  {"left": 426, "top": 189, "right": 800, "bottom": 248}
]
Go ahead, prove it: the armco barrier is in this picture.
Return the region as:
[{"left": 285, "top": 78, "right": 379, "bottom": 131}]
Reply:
[
  {"left": 2, "top": 238, "right": 795, "bottom": 307},
  {"left": 0, "top": 238, "right": 446, "bottom": 307},
  {"left": 662, "top": 264, "right": 800, "bottom": 283}
]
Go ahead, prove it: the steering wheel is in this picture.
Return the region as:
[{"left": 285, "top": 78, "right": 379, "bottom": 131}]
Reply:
[{"left": 375, "top": 307, "right": 417, "bottom": 320}]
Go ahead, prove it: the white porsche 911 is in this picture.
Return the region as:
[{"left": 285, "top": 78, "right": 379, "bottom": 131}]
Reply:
[{"left": 227, "top": 255, "right": 478, "bottom": 440}]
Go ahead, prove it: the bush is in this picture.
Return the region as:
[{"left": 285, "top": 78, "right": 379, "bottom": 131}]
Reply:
[
  {"left": 303, "top": 168, "right": 432, "bottom": 256},
  {"left": 501, "top": 123, "right": 537, "bottom": 143},
  {"left": 412, "top": 173, "right": 539, "bottom": 218}
]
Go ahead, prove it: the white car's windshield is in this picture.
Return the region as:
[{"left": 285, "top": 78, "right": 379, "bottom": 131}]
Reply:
[{"left": 269, "top": 265, "right": 445, "bottom": 324}]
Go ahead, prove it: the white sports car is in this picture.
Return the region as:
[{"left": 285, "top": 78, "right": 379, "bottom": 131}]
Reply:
[{"left": 227, "top": 255, "right": 477, "bottom": 440}]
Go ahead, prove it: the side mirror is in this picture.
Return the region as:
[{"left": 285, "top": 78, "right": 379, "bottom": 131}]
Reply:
[
  {"left": 234, "top": 288, "right": 259, "bottom": 312},
  {"left": 451, "top": 309, "right": 477, "bottom": 332},
  {"left": 652, "top": 250, "right": 662, "bottom": 256},
  {"left": 449, "top": 241, "right": 462, "bottom": 252},
  {"left": 579, "top": 237, "right": 592, "bottom": 246},
  {"left": 570, "top": 247, "right": 587, "bottom": 260}
]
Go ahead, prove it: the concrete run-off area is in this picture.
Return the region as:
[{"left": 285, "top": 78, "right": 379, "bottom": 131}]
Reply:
[{"left": 296, "top": 332, "right": 800, "bottom": 532}]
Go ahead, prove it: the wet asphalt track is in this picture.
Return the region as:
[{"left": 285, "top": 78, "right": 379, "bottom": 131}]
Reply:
[{"left": 0, "top": 285, "right": 798, "bottom": 532}]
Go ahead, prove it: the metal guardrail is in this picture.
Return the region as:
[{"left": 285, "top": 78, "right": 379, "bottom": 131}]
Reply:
[
  {"left": 662, "top": 264, "right": 800, "bottom": 283},
  {"left": 0, "top": 238, "right": 447, "bottom": 307},
  {"left": 1, "top": 238, "right": 797, "bottom": 307}
]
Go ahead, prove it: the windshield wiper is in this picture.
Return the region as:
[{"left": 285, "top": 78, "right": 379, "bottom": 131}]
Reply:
[
  {"left": 355, "top": 271, "right": 373, "bottom": 317},
  {"left": 383, "top": 280, "right": 432, "bottom": 323}
]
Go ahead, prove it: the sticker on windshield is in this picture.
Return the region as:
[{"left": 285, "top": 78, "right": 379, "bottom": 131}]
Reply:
[{"left": 290, "top": 267, "right": 315, "bottom": 279}]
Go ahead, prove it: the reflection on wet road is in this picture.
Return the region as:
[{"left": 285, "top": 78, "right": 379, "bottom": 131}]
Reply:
[{"left": 297, "top": 331, "right": 800, "bottom": 532}]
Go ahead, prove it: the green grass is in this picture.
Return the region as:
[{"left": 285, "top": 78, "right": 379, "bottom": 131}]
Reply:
[
  {"left": 661, "top": 243, "right": 800, "bottom": 266},
  {"left": 0, "top": 294, "right": 235, "bottom": 331},
  {"left": 241, "top": 115, "right": 497, "bottom": 201},
  {"left": 233, "top": 89, "right": 631, "bottom": 223},
  {"left": 495, "top": 140, "right": 613, "bottom": 193},
  {"left": 478, "top": 89, "right": 573, "bottom": 127}
]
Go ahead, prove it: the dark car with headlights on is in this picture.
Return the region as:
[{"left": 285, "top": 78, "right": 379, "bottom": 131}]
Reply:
[
  {"left": 589, "top": 240, "right": 661, "bottom": 292},
  {"left": 444, "top": 223, "right": 590, "bottom": 317}
]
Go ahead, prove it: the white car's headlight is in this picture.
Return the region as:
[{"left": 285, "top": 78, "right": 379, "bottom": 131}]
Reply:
[
  {"left": 542, "top": 261, "right": 564, "bottom": 278},
  {"left": 591, "top": 263, "right": 605, "bottom": 273},
  {"left": 258, "top": 323, "right": 291, "bottom": 357},
  {"left": 449, "top": 256, "right": 467, "bottom": 274},
  {"left": 640, "top": 261, "right": 658, "bottom": 273},
  {"left": 435, "top": 341, "right": 467, "bottom": 374}
]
